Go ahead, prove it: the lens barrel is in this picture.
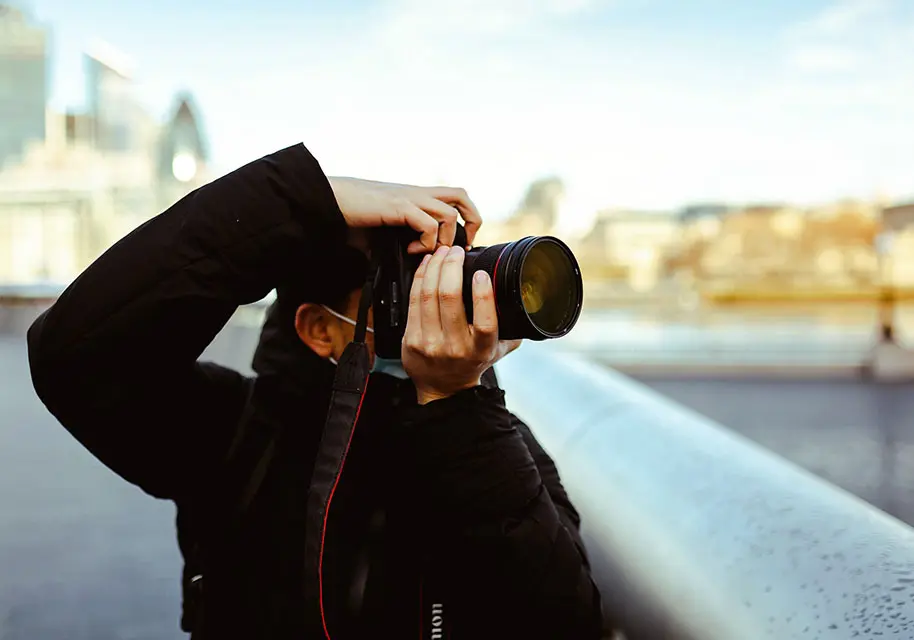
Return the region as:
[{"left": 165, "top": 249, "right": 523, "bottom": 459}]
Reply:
[{"left": 463, "top": 236, "right": 583, "bottom": 340}]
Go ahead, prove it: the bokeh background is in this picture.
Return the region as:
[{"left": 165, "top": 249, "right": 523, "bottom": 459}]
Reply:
[
  {"left": 2, "top": 0, "right": 914, "bottom": 365},
  {"left": 1, "top": 1, "right": 913, "bottom": 638}
]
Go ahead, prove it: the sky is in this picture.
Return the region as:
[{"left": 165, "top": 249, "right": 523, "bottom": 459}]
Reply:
[{"left": 18, "top": 0, "right": 914, "bottom": 236}]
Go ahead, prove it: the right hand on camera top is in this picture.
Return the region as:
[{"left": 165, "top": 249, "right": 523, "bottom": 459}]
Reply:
[{"left": 328, "top": 177, "right": 482, "bottom": 254}]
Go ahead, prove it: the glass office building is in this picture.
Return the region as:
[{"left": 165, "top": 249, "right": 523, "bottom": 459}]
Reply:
[
  {"left": 85, "top": 45, "right": 137, "bottom": 153},
  {"left": 0, "top": 4, "right": 48, "bottom": 169}
]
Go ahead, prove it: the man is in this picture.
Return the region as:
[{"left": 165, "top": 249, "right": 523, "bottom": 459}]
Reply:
[{"left": 27, "top": 143, "right": 605, "bottom": 638}]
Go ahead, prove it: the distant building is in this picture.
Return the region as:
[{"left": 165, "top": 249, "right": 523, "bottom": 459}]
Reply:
[
  {"left": 0, "top": 3, "right": 48, "bottom": 169},
  {"left": 473, "top": 176, "right": 564, "bottom": 245},
  {"left": 85, "top": 43, "right": 139, "bottom": 153},
  {"left": 579, "top": 209, "right": 679, "bottom": 290},
  {"left": 0, "top": 36, "right": 210, "bottom": 285},
  {"left": 155, "top": 93, "right": 209, "bottom": 209},
  {"left": 882, "top": 203, "right": 914, "bottom": 288},
  {"left": 883, "top": 203, "right": 914, "bottom": 233},
  {"left": 676, "top": 204, "right": 731, "bottom": 244},
  {"left": 677, "top": 203, "right": 731, "bottom": 223}
]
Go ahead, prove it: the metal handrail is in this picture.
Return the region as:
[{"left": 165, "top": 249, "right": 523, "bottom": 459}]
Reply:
[{"left": 496, "top": 345, "right": 914, "bottom": 640}]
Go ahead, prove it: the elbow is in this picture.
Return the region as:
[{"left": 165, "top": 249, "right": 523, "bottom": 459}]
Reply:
[
  {"left": 27, "top": 312, "right": 50, "bottom": 392},
  {"left": 27, "top": 309, "right": 68, "bottom": 410}
]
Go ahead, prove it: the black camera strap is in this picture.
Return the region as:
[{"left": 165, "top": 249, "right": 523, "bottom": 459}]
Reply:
[{"left": 303, "top": 255, "right": 379, "bottom": 638}]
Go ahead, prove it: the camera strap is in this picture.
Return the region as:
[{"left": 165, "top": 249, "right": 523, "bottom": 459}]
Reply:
[{"left": 303, "top": 255, "right": 379, "bottom": 639}]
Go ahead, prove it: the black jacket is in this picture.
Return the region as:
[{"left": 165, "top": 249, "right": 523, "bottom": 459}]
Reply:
[{"left": 27, "top": 143, "right": 605, "bottom": 639}]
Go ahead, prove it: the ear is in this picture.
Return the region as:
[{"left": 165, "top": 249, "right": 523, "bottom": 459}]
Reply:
[{"left": 294, "top": 303, "right": 333, "bottom": 358}]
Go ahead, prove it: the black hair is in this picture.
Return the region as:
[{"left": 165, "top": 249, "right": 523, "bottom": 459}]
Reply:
[
  {"left": 251, "top": 244, "right": 370, "bottom": 377},
  {"left": 273, "top": 244, "right": 369, "bottom": 323}
]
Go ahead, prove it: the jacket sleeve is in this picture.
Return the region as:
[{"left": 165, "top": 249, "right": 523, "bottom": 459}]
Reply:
[
  {"left": 398, "top": 386, "right": 605, "bottom": 639},
  {"left": 27, "top": 143, "right": 347, "bottom": 501}
]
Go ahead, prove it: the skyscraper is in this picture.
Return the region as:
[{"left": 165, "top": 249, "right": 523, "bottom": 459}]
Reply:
[
  {"left": 0, "top": 3, "right": 48, "bottom": 169},
  {"left": 85, "top": 41, "right": 137, "bottom": 153},
  {"left": 156, "top": 92, "right": 209, "bottom": 208}
]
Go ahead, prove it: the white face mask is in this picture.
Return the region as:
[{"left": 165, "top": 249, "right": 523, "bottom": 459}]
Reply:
[
  {"left": 323, "top": 305, "right": 375, "bottom": 368},
  {"left": 323, "top": 305, "right": 408, "bottom": 379}
]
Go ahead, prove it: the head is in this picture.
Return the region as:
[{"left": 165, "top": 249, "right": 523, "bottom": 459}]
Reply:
[
  {"left": 293, "top": 286, "right": 376, "bottom": 366},
  {"left": 254, "top": 229, "right": 376, "bottom": 374}
]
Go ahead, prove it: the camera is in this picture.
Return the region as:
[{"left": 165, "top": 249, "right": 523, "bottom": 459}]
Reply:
[{"left": 370, "top": 224, "right": 584, "bottom": 359}]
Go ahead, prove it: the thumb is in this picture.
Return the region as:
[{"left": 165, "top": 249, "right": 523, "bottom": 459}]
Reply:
[{"left": 471, "top": 270, "right": 498, "bottom": 357}]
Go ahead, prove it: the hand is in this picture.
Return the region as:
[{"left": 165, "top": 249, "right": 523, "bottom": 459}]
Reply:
[
  {"left": 403, "top": 244, "right": 522, "bottom": 405},
  {"left": 328, "top": 177, "right": 482, "bottom": 253}
]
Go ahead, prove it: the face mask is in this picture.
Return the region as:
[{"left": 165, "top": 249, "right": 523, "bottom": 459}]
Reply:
[
  {"left": 324, "top": 305, "right": 378, "bottom": 370},
  {"left": 323, "top": 305, "right": 409, "bottom": 379}
]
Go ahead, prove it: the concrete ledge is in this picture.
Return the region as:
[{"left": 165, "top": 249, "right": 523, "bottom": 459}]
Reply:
[
  {"left": 497, "top": 346, "right": 914, "bottom": 640},
  {"left": 0, "top": 301, "right": 51, "bottom": 335}
]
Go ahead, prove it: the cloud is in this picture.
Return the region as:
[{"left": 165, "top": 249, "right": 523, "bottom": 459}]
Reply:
[
  {"left": 780, "top": 0, "right": 913, "bottom": 91},
  {"left": 200, "top": 0, "right": 914, "bottom": 227},
  {"left": 799, "top": 0, "right": 889, "bottom": 36},
  {"left": 787, "top": 45, "right": 863, "bottom": 72},
  {"left": 377, "top": 0, "right": 603, "bottom": 39}
]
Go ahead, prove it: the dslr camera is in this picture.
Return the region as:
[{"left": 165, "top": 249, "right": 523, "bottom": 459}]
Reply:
[{"left": 369, "top": 225, "right": 584, "bottom": 359}]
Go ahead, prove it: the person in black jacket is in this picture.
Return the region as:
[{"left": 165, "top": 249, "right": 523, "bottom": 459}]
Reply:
[{"left": 27, "top": 143, "right": 605, "bottom": 639}]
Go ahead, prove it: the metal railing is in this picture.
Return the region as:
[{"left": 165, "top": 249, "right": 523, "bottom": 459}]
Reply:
[{"left": 496, "top": 345, "right": 914, "bottom": 639}]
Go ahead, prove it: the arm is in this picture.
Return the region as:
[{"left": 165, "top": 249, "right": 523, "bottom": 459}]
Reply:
[
  {"left": 512, "top": 412, "right": 590, "bottom": 554},
  {"left": 27, "top": 143, "right": 347, "bottom": 500},
  {"left": 481, "top": 368, "right": 586, "bottom": 546},
  {"left": 398, "top": 389, "right": 604, "bottom": 638},
  {"left": 398, "top": 244, "right": 603, "bottom": 637}
]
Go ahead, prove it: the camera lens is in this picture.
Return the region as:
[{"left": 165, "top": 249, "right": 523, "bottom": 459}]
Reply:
[{"left": 464, "top": 236, "right": 583, "bottom": 340}]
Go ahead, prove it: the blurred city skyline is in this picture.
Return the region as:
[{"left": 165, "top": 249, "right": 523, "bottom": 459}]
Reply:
[{"left": 16, "top": 0, "right": 914, "bottom": 236}]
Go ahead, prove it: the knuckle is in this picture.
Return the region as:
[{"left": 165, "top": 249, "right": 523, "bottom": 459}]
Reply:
[
  {"left": 458, "top": 341, "right": 476, "bottom": 358},
  {"left": 422, "top": 337, "right": 442, "bottom": 356},
  {"left": 476, "top": 322, "right": 498, "bottom": 336},
  {"left": 420, "top": 289, "right": 437, "bottom": 305},
  {"left": 439, "top": 288, "right": 462, "bottom": 303},
  {"left": 392, "top": 197, "right": 411, "bottom": 214}
]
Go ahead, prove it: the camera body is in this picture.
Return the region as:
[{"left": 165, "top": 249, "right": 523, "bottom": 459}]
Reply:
[
  {"left": 370, "top": 226, "right": 473, "bottom": 359},
  {"left": 370, "top": 225, "right": 583, "bottom": 360}
]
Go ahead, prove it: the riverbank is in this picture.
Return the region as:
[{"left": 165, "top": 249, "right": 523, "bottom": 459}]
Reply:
[{"left": 701, "top": 285, "right": 914, "bottom": 304}]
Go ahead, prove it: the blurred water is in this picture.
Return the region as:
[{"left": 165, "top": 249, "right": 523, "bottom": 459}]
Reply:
[
  {"left": 233, "top": 299, "right": 911, "bottom": 366},
  {"left": 550, "top": 303, "right": 912, "bottom": 365}
]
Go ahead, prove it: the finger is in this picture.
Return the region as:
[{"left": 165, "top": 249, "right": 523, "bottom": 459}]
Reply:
[
  {"left": 406, "top": 253, "right": 431, "bottom": 336},
  {"left": 438, "top": 246, "right": 469, "bottom": 339},
  {"left": 470, "top": 270, "right": 498, "bottom": 357},
  {"left": 430, "top": 187, "right": 483, "bottom": 247},
  {"left": 417, "top": 197, "right": 458, "bottom": 248},
  {"left": 420, "top": 245, "right": 449, "bottom": 338},
  {"left": 456, "top": 202, "right": 482, "bottom": 248},
  {"left": 400, "top": 201, "right": 439, "bottom": 254}
]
